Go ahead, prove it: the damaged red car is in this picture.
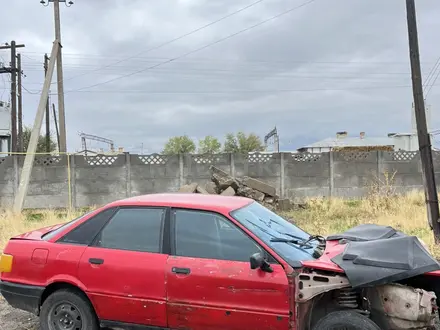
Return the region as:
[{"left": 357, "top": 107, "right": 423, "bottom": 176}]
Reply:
[{"left": 1, "top": 193, "right": 440, "bottom": 330}]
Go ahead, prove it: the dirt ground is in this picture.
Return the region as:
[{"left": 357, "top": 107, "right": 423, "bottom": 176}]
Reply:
[{"left": 0, "top": 297, "right": 39, "bottom": 330}]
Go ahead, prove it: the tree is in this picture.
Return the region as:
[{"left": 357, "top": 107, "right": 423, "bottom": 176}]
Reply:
[
  {"left": 22, "top": 126, "right": 57, "bottom": 154},
  {"left": 198, "top": 136, "right": 221, "bottom": 154},
  {"left": 162, "top": 135, "right": 196, "bottom": 154},
  {"left": 224, "top": 131, "right": 265, "bottom": 153}
]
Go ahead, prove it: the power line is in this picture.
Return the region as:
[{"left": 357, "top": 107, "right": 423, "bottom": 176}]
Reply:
[
  {"left": 13, "top": 83, "right": 439, "bottom": 95},
  {"left": 61, "top": 0, "right": 267, "bottom": 83},
  {"left": 67, "top": 0, "right": 317, "bottom": 93},
  {"left": 423, "top": 56, "right": 440, "bottom": 94},
  {"left": 19, "top": 51, "right": 440, "bottom": 65},
  {"left": 425, "top": 68, "right": 440, "bottom": 98}
]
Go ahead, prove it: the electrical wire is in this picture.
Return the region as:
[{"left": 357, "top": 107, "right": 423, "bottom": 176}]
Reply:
[
  {"left": 12, "top": 83, "right": 439, "bottom": 96},
  {"left": 66, "top": 0, "right": 317, "bottom": 93},
  {"left": 425, "top": 65, "right": 440, "bottom": 98},
  {"left": 63, "top": 0, "right": 266, "bottom": 82},
  {"left": 423, "top": 56, "right": 440, "bottom": 95}
]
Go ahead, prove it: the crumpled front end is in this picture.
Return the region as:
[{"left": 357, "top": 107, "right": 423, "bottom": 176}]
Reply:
[
  {"left": 365, "top": 283, "right": 438, "bottom": 329},
  {"left": 295, "top": 271, "right": 439, "bottom": 329}
]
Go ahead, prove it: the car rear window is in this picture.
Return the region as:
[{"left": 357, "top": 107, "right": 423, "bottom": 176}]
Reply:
[{"left": 42, "top": 211, "right": 93, "bottom": 241}]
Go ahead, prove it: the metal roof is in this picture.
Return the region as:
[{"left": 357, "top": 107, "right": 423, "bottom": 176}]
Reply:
[{"left": 299, "top": 137, "right": 394, "bottom": 149}]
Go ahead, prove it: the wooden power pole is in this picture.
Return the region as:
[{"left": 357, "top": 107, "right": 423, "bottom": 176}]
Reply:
[
  {"left": 44, "top": 54, "right": 51, "bottom": 152},
  {"left": 17, "top": 53, "right": 23, "bottom": 152},
  {"left": 0, "top": 41, "right": 25, "bottom": 152},
  {"left": 405, "top": 0, "right": 440, "bottom": 242}
]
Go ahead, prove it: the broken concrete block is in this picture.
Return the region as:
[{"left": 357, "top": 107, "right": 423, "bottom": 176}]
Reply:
[
  {"left": 205, "top": 182, "right": 218, "bottom": 194},
  {"left": 278, "top": 199, "right": 292, "bottom": 211},
  {"left": 252, "top": 190, "right": 265, "bottom": 202},
  {"left": 212, "top": 172, "right": 239, "bottom": 191},
  {"left": 236, "top": 186, "right": 253, "bottom": 197},
  {"left": 242, "top": 177, "right": 276, "bottom": 197},
  {"left": 179, "top": 183, "right": 198, "bottom": 193},
  {"left": 220, "top": 186, "right": 236, "bottom": 196},
  {"left": 209, "top": 165, "right": 230, "bottom": 177},
  {"left": 196, "top": 185, "right": 209, "bottom": 194},
  {"left": 264, "top": 197, "right": 274, "bottom": 204}
]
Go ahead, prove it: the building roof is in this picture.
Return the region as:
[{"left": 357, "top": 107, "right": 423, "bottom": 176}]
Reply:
[{"left": 298, "top": 137, "right": 394, "bottom": 150}]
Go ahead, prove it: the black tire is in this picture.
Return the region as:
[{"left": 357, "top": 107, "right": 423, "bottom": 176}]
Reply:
[
  {"left": 312, "top": 310, "right": 381, "bottom": 330},
  {"left": 40, "top": 288, "right": 99, "bottom": 330}
]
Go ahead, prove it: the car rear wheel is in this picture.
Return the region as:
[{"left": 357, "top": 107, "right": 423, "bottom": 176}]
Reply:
[
  {"left": 40, "top": 288, "right": 99, "bottom": 330},
  {"left": 312, "top": 310, "right": 381, "bottom": 330}
]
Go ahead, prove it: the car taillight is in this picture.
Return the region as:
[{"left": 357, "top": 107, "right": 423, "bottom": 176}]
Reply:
[{"left": 0, "top": 253, "right": 13, "bottom": 273}]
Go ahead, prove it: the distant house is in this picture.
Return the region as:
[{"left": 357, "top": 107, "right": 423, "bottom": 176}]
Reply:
[
  {"left": 0, "top": 101, "right": 11, "bottom": 156},
  {"left": 297, "top": 131, "right": 395, "bottom": 153},
  {"left": 297, "top": 131, "right": 435, "bottom": 153}
]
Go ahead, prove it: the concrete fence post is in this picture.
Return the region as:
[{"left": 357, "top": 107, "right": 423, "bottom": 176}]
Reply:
[
  {"left": 70, "top": 154, "right": 76, "bottom": 209},
  {"left": 179, "top": 153, "right": 184, "bottom": 188},
  {"left": 280, "top": 153, "right": 285, "bottom": 198},
  {"left": 329, "top": 152, "right": 334, "bottom": 198},
  {"left": 13, "top": 155, "right": 19, "bottom": 198},
  {"left": 377, "top": 151, "right": 382, "bottom": 189},
  {"left": 230, "top": 153, "right": 235, "bottom": 177},
  {"left": 125, "top": 152, "right": 131, "bottom": 197}
]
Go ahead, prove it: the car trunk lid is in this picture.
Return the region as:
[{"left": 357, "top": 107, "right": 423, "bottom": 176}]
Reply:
[{"left": 10, "top": 223, "right": 64, "bottom": 241}]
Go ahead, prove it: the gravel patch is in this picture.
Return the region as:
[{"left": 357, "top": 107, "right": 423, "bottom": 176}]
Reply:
[{"left": 0, "top": 297, "right": 39, "bottom": 330}]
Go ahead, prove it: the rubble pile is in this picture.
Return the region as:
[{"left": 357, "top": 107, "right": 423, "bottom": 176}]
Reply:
[{"left": 179, "top": 166, "right": 292, "bottom": 211}]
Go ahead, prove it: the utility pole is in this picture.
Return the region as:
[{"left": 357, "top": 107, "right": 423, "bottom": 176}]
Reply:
[
  {"left": 14, "top": 41, "right": 59, "bottom": 212},
  {"left": 52, "top": 103, "right": 60, "bottom": 151},
  {"left": 405, "top": 0, "right": 440, "bottom": 242},
  {"left": 17, "top": 53, "right": 23, "bottom": 153},
  {"left": 41, "top": 0, "right": 73, "bottom": 153},
  {"left": 0, "top": 41, "right": 25, "bottom": 153},
  {"left": 44, "top": 54, "right": 51, "bottom": 152}
]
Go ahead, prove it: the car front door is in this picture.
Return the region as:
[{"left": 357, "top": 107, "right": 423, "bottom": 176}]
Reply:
[
  {"left": 166, "top": 208, "right": 290, "bottom": 330},
  {"left": 77, "top": 207, "right": 169, "bottom": 328}
]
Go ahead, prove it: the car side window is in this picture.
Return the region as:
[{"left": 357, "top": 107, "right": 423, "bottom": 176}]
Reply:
[
  {"left": 57, "top": 208, "right": 117, "bottom": 245},
  {"left": 93, "top": 208, "right": 165, "bottom": 253},
  {"left": 173, "top": 209, "right": 262, "bottom": 262}
]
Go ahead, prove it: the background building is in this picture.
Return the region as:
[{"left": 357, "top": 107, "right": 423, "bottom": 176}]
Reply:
[{"left": 0, "top": 101, "right": 11, "bottom": 155}]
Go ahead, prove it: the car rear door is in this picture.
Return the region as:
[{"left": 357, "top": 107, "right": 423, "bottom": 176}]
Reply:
[
  {"left": 77, "top": 206, "right": 169, "bottom": 328},
  {"left": 166, "top": 208, "right": 290, "bottom": 330}
]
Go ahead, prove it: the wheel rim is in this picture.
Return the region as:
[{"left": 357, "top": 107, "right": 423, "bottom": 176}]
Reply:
[{"left": 48, "top": 301, "right": 83, "bottom": 330}]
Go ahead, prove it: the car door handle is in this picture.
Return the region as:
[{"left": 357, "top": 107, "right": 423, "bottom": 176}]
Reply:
[
  {"left": 89, "top": 258, "right": 104, "bottom": 265},
  {"left": 172, "top": 267, "right": 190, "bottom": 275}
]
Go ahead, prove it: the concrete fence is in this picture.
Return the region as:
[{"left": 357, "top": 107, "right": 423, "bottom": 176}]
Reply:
[{"left": 0, "top": 151, "right": 436, "bottom": 209}]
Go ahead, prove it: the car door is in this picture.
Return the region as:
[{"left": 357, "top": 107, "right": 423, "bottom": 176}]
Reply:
[
  {"left": 77, "top": 206, "right": 169, "bottom": 328},
  {"left": 166, "top": 208, "right": 290, "bottom": 330}
]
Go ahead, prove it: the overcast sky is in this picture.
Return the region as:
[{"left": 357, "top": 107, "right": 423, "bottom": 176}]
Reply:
[{"left": 1, "top": 0, "right": 440, "bottom": 153}]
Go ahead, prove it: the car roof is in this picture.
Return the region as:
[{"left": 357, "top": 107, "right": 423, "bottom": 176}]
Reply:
[{"left": 105, "top": 193, "right": 254, "bottom": 213}]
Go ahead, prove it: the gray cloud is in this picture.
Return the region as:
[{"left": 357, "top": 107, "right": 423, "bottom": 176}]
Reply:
[{"left": 1, "top": 0, "right": 439, "bottom": 154}]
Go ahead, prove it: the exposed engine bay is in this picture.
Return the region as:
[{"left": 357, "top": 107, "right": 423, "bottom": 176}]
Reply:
[
  {"left": 296, "top": 224, "right": 440, "bottom": 329},
  {"left": 296, "top": 271, "right": 438, "bottom": 329}
]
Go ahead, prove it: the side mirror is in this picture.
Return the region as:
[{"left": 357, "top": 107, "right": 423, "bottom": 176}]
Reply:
[{"left": 250, "top": 252, "right": 273, "bottom": 273}]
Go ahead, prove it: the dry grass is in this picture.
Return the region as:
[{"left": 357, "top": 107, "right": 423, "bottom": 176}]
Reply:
[
  {"left": 0, "top": 209, "right": 84, "bottom": 252},
  {"left": 283, "top": 189, "right": 440, "bottom": 257},
  {"left": 0, "top": 190, "right": 439, "bottom": 256}
]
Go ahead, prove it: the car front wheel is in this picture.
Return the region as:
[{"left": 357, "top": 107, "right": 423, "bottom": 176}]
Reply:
[
  {"left": 40, "top": 288, "right": 99, "bottom": 330},
  {"left": 312, "top": 310, "right": 381, "bottom": 330}
]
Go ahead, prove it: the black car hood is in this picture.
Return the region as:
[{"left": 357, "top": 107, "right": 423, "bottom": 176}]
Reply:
[{"left": 327, "top": 224, "right": 440, "bottom": 288}]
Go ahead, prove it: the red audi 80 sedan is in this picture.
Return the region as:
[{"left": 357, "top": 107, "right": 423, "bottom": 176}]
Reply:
[{"left": 2, "top": 193, "right": 440, "bottom": 330}]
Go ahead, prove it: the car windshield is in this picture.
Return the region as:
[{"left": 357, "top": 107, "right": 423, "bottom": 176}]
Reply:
[{"left": 230, "top": 201, "right": 318, "bottom": 264}]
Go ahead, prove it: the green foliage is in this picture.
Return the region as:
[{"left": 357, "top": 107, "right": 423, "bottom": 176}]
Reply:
[
  {"left": 223, "top": 131, "right": 265, "bottom": 153},
  {"left": 198, "top": 136, "right": 221, "bottom": 154},
  {"left": 22, "top": 126, "right": 57, "bottom": 153},
  {"left": 162, "top": 135, "right": 196, "bottom": 155}
]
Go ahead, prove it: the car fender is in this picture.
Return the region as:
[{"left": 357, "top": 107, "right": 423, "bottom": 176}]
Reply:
[{"left": 45, "top": 274, "right": 89, "bottom": 293}]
